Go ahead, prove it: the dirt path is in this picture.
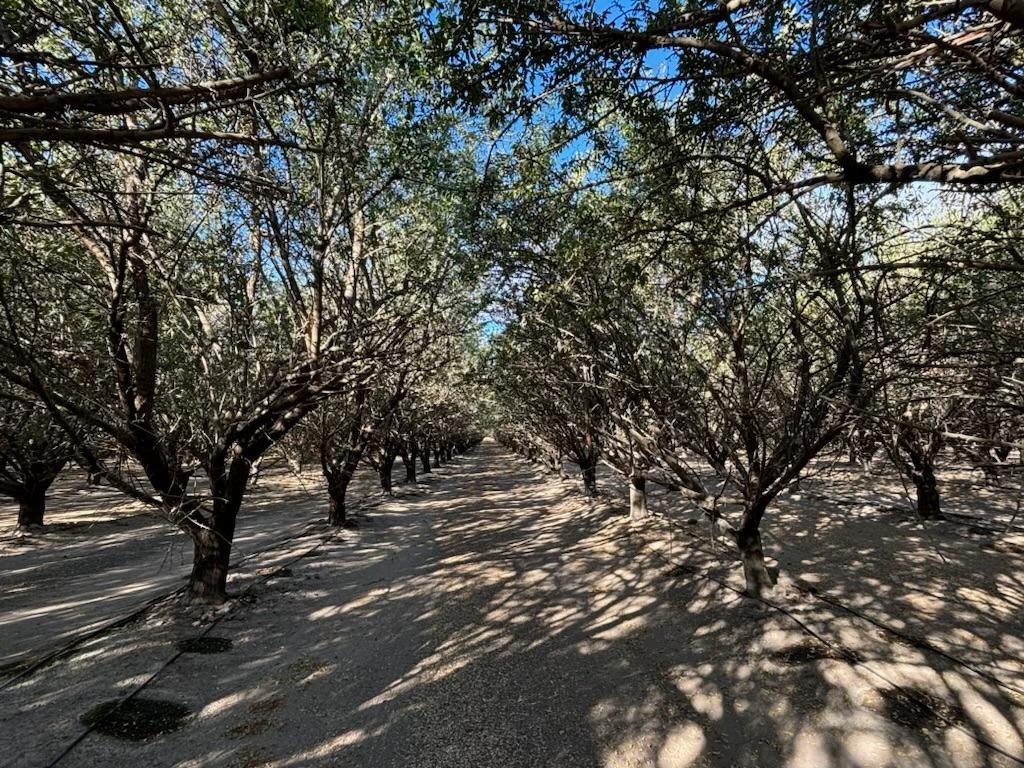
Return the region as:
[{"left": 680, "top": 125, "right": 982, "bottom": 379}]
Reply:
[{"left": 2, "top": 441, "right": 1022, "bottom": 767}]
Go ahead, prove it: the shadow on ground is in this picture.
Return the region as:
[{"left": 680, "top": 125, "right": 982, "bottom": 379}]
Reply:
[{"left": 1, "top": 442, "right": 1022, "bottom": 767}]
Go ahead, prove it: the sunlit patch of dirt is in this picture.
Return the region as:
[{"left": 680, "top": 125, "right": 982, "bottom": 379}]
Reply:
[{"left": 283, "top": 656, "right": 332, "bottom": 684}]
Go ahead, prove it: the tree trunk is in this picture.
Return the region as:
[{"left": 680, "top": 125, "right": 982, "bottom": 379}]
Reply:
[
  {"left": 188, "top": 523, "right": 233, "bottom": 603},
  {"left": 581, "top": 463, "right": 598, "bottom": 497},
  {"left": 629, "top": 475, "right": 648, "bottom": 523},
  {"left": 433, "top": 447, "right": 442, "bottom": 467},
  {"left": 546, "top": 453, "right": 558, "bottom": 474},
  {"left": 186, "top": 458, "right": 247, "bottom": 603},
  {"left": 399, "top": 442, "right": 415, "bottom": 483},
  {"left": 327, "top": 473, "right": 355, "bottom": 527},
  {"left": 17, "top": 486, "right": 46, "bottom": 528},
  {"left": 913, "top": 464, "right": 942, "bottom": 519},
  {"left": 420, "top": 447, "right": 432, "bottom": 473},
  {"left": 379, "top": 457, "right": 394, "bottom": 495},
  {"left": 737, "top": 526, "right": 773, "bottom": 598},
  {"left": 736, "top": 500, "right": 774, "bottom": 597},
  {"left": 328, "top": 491, "right": 347, "bottom": 527}
]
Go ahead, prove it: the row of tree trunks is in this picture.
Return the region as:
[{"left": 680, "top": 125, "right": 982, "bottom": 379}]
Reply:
[
  {"left": 322, "top": 437, "right": 462, "bottom": 529},
  {"left": 503, "top": 439, "right": 776, "bottom": 596}
]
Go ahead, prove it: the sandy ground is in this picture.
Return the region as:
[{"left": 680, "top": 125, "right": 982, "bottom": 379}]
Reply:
[
  {"left": 1, "top": 441, "right": 1023, "bottom": 768},
  {"left": 0, "top": 466, "right": 387, "bottom": 671}
]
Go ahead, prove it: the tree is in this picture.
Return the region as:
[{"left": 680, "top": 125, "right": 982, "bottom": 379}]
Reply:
[
  {"left": 0, "top": 390, "right": 75, "bottom": 530},
  {"left": 0, "top": 0, "right": 471, "bottom": 602},
  {"left": 0, "top": 0, "right": 316, "bottom": 153},
  {"left": 485, "top": 121, "right": 890, "bottom": 595},
  {"left": 866, "top": 190, "right": 1024, "bottom": 515},
  {"left": 443, "top": 0, "right": 1024, "bottom": 193}
]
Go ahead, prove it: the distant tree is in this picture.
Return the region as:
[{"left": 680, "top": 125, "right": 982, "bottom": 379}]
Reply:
[{"left": 0, "top": 391, "right": 75, "bottom": 530}]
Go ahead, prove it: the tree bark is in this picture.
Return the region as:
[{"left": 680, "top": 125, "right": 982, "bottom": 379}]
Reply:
[
  {"left": 629, "top": 475, "right": 648, "bottom": 523},
  {"left": 403, "top": 451, "right": 417, "bottom": 483},
  {"left": 323, "top": 448, "right": 362, "bottom": 528},
  {"left": 379, "top": 456, "right": 394, "bottom": 495},
  {"left": 16, "top": 486, "right": 47, "bottom": 528},
  {"left": 912, "top": 464, "right": 942, "bottom": 519},
  {"left": 185, "top": 457, "right": 247, "bottom": 603},
  {"left": 433, "top": 447, "right": 442, "bottom": 467},
  {"left": 327, "top": 471, "right": 356, "bottom": 527},
  {"left": 581, "top": 463, "right": 598, "bottom": 497},
  {"left": 328, "top": 491, "right": 347, "bottom": 527},
  {"left": 904, "top": 444, "right": 942, "bottom": 519},
  {"left": 737, "top": 500, "right": 774, "bottom": 597},
  {"left": 187, "top": 523, "right": 233, "bottom": 603},
  {"left": 420, "top": 446, "right": 432, "bottom": 473}
]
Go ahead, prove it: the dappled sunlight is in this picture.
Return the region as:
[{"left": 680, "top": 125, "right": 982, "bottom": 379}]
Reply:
[{"left": 3, "top": 444, "right": 1024, "bottom": 767}]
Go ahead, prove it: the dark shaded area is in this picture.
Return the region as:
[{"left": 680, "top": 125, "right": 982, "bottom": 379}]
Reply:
[
  {"left": 2, "top": 445, "right": 1023, "bottom": 767},
  {"left": 879, "top": 687, "right": 967, "bottom": 731},
  {"left": 770, "top": 643, "right": 860, "bottom": 666},
  {"left": 175, "top": 636, "right": 232, "bottom": 654},
  {"left": 80, "top": 698, "right": 191, "bottom": 740}
]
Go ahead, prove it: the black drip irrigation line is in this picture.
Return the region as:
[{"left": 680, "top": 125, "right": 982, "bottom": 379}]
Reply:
[
  {"left": 29, "top": 460, "right": 469, "bottom": 767},
  {"left": 0, "top": 521, "right": 320, "bottom": 694},
  {"left": 618, "top": 513, "right": 1024, "bottom": 766},
  {"left": 658, "top": 511, "right": 1024, "bottom": 698},
  {"left": 934, "top": 509, "right": 1024, "bottom": 537},
  {"left": 43, "top": 524, "right": 344, "bottom": 768},
  {"left": 515, "top": 451, "right": 1024, "bottom": 767},
  {"left": 0, "top": 492, "right": 388, "bottom": 693},
  {"left": 0, "top": 583, "right": 188, "bottom": 692},
  {"left": 541, "top": 457, "right": 1024, "bottom": 699},
  {"left": 614, "top": 512, "right": 1024, "bottom": 765}
]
